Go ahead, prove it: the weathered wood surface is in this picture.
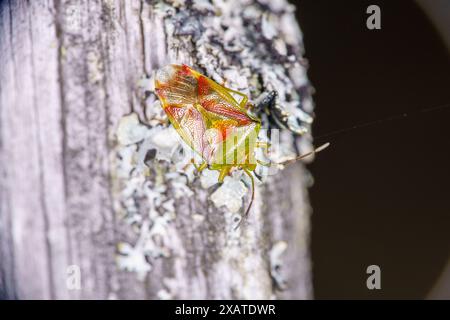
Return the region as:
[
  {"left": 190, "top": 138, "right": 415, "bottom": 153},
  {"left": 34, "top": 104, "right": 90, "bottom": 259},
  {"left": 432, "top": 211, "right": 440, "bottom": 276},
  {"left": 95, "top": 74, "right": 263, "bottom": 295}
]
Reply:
[{"left": 0, "top": 0, "right": 315, "bottom": 299}]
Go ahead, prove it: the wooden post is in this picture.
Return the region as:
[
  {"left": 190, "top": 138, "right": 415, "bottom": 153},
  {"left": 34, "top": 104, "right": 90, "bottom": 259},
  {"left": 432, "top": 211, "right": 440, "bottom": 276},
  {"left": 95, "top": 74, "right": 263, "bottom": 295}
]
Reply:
[{"left": 0, "top": 0, "right": 315, "bottom": 299}]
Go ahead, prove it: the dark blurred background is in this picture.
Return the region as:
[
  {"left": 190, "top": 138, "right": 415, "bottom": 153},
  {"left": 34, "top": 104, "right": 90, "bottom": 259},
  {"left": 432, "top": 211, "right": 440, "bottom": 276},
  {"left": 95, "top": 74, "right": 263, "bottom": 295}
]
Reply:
[{"left": 292, "top": 0, "right": 450, "bottom": 299}]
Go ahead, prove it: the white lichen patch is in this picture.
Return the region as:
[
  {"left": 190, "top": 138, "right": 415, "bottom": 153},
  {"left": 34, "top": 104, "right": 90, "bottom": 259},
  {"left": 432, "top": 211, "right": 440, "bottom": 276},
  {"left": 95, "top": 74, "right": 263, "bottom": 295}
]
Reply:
[
  {"left": 136, "top": 125, "right": 181, "bottom": 165},
  {"left": 116, "top": 241, "right": 152, "bottom": 281},
  {"left": 117, "top": 113, "right": 151, "bottom": 146},
  {"left": 116, "top": 205, "right": 176, "bottom": 280},
  {"left": 137, "top": 76, "right": 155, "bottom": 93},
  {"left": 261, "top": 13, "right": 278, "bottom": 40},
  {"left": 113, "top": 111, "right": 190, "bottom": 279},
  {"left": 200, "top": 169, "right": 220, "bottom": 189},
  {"left": 169, "top": 177, "right": 194, "bottom": 199},
  {"left": 210, "top": 174, "right": 248, "bottom": 213},
  {"left": 273, "top": 38, "right": 288, "bottom": 56},
  {"left": 269, "top": 240, "right": 288, "bottom": 290}
]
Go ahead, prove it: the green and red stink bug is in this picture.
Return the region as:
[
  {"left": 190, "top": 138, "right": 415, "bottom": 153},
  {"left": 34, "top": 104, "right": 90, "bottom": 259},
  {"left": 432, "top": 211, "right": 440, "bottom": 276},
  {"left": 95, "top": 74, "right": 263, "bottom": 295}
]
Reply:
[{"left": 154, "top": 64, "right": 328, "bottom": 223}]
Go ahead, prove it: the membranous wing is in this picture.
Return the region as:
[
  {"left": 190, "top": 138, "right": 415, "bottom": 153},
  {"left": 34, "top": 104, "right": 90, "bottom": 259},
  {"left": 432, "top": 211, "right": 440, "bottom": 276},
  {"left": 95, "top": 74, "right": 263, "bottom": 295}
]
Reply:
[{"left": 155, "top": 64, "right": 258, "bottom": 164}]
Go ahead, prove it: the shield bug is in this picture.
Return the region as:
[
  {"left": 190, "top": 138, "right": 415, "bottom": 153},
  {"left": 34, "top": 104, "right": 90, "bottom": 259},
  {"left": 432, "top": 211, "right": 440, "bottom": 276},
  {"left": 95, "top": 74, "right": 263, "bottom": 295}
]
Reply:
[{"left": 154, "top": 64, "right": 328, "bottom": 225}]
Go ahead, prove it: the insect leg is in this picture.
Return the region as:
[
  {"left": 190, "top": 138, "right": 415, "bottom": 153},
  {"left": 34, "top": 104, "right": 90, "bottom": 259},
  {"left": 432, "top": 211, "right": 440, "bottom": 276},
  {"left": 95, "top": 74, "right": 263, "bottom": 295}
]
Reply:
[
  {"left": 256, "top": 141, "right": 270, "bottom": 148},
  {"left": 218, "top": 166, "right": 231, "bottom": 183},
  {"left": 256, "top": 141, "right": 271, "bottom": 154},
  {"left": 235, "top": 168, "right": 255, "bottom": 229},
  {"left": 191, "top": 159, "right": 208, "bottom": 173},
  {"left": 257, "top": 159, "right": 271, "bottom": 167}
]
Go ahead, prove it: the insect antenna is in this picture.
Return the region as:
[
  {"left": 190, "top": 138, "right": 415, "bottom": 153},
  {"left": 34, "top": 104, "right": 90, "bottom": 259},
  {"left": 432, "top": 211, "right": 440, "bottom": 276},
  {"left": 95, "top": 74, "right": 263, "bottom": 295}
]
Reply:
[
  {"left": 270, "top": 102, "right": 449, "bottom": 167},
  {"left": 275, "top": 142, "right": 330, "bottom": 166},
  {"left": 314, "top": 103, "right": 450, "bottom": 141}
]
